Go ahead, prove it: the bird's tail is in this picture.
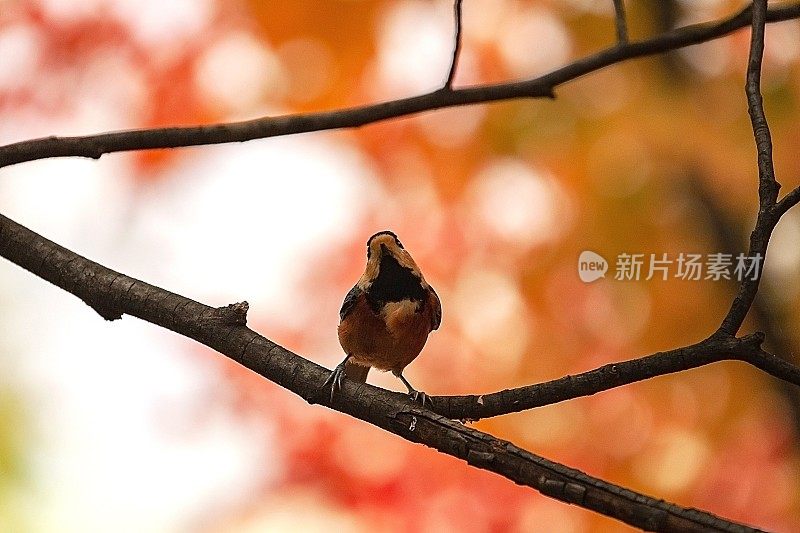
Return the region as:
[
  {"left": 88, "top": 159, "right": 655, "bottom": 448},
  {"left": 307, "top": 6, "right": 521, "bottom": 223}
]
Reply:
[{"left": 344, "top": 359, "right": 370, "bottom": 383}]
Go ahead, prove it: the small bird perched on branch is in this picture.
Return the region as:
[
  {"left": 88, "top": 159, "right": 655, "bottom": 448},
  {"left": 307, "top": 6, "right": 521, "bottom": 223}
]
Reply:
[{"left": 324, "top": 230, "right": 441, "bottom": 404}]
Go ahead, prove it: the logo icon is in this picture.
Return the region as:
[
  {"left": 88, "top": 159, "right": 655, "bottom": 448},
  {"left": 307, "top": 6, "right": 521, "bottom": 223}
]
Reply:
[{"left": 578, "top": 251, "right": 608, "bottom": 283}]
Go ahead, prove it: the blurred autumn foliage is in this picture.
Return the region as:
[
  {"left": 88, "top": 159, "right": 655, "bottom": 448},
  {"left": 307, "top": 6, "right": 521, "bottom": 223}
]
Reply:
[{"left": 2, "top": 0, "right": 800, "bottom": 532}]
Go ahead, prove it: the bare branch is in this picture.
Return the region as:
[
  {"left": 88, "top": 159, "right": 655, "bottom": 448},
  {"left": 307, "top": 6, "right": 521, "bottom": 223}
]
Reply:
[
  {"left": 1, "top": 3, "right": 799, "bottom": 169},
  {"left": 775, "top": 185, "right": 800, "bottom": 216},
  {"left": 746, "top": 0, "right": 780, "bottom": 208},
  {"left": 0, "top": 211, "right": 767, "bottom": 532},
  {"left": 719, "top": 0, "right": 782, "bottom": 335},
  {"left": 428, "top": 332, "right": 800, "bottom": 421},
  {"left": 743, "top": 345, "right": 800, "bottom": 385},
  {"left": 444, "top": 0, "right": 464, "bottom": 89},
  {"left": 612, "top": 0, "right": 629, "bottom": 44}
]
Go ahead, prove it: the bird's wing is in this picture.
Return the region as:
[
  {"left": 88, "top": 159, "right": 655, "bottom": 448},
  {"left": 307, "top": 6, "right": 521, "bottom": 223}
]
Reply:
[
  {"left": 339, "top": 285, "right": 363, "bottom": 322},
  {"left": 428, "top": 286, "right": 442, "bottom": 331}
]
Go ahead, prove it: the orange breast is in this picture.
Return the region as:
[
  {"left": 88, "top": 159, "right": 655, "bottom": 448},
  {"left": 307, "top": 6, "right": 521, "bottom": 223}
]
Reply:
[{"left": 338, "top": 293, "right": 434, "bottom": 374}]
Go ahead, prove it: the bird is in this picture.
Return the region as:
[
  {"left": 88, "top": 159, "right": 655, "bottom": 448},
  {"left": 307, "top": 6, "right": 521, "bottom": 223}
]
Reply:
[{"left": 323, "top": 230, "right": 441, "bottom": 405}]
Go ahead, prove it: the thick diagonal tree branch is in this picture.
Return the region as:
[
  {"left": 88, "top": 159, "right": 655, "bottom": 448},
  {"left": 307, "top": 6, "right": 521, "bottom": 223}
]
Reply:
[
  {"left": 0, "top": 212, "right": 767, "bottom": 533},
  {"left": 0, "top": 3, "right": 798, "bottom": 169}
]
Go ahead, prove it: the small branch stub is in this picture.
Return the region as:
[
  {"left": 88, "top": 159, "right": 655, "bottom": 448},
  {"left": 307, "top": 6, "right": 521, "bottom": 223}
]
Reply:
[
  {"left": 89, "top": 299, "right": 124, "bottom": 321},
  {"left": 216, "top": 301, "right": 249, "bottom": 325}
]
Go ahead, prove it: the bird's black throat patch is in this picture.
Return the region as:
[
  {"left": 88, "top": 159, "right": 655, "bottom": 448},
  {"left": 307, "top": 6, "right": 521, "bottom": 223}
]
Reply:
[{"left": 366, "top": 251, "right": 426, "bottom": 311}]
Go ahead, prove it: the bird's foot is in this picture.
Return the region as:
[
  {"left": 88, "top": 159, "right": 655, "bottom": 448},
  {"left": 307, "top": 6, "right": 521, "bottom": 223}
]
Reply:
[
  {"left": 321, "top": 362, "right": 347, "bottom": 403},
  {"left": 408, "top": 389, "right": 431, "bottom": 407},
  {"left": 396, "top": 372, "right": 431, "bottom": 407}
]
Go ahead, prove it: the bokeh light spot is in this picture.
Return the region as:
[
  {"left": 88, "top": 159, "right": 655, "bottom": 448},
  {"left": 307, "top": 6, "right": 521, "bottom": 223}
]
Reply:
[
  {"left": 468, "top": 158, "right": 569, "bottom": 247},
  {"left": 498, "top": 6, "right": 571, "bottom": 77},
  {"left": 195, "top": 32, "right": 287, "bottom": 112},
  {"left": 376, "top": 0, "right": 452, "bottom": 95}
]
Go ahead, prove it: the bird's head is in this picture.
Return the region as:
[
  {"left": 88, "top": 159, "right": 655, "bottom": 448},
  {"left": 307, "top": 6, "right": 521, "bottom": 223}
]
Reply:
[{"left": 359, "top": 230, "right": 426, "bottom": 288}]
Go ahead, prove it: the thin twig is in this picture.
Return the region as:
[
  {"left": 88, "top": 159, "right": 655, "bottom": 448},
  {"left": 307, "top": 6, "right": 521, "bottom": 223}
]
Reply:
[
  {"left": 1, "top": 3, "right": 799, "bottom": 168},
  {"left": 776, "top": 185, "right": 800, "bottom": 216},
  {"left": 746, "top": 0, "right": 780, "bottom": 208},
  {"left": 429, "top": 332, "right": 800, "bottom": 421},
  {"left": 0, "top": 212, "right": 767, "bottom": 532},
  {"left": 444, "top": 0, "right": 464, "bottom": 89},
  {"left": 719, "top": 0, "right": 781, "bottom": 335},
  {"left": 612, "top": 0, "right": 629, "bottom": 43}
]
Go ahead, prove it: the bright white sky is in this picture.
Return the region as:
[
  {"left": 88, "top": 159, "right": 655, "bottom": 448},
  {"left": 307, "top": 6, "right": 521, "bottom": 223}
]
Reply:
[
  {"left": 0, "top": 132, "right": 377, "bottom": 532},
  {"left": 0, "top": 0, "right": 385, "bottom": 526},
  {"left": 0, "top": 0, "right": 390, "bottom": 527}
]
